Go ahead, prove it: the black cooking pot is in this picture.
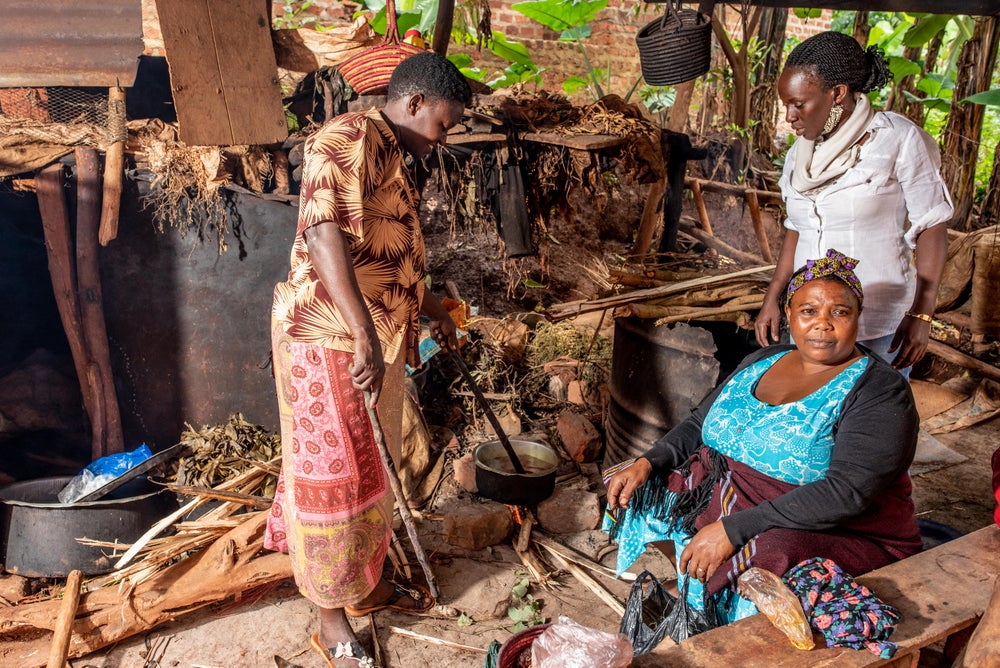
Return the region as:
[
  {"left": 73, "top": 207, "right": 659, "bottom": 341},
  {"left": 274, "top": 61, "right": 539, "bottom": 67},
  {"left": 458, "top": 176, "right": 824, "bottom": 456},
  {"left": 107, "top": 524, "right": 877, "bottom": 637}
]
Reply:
[
  {"left": 0, "top": 475, "right": 178, "bottom": 577},
  {"left": 473, "top": 439, "right": 559, "bottom": 506}
]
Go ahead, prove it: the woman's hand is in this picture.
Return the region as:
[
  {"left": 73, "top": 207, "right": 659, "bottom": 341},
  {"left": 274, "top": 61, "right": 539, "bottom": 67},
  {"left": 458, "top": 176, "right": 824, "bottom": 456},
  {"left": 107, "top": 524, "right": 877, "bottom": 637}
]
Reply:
[
  {"left": 755, "top": 296, "right": 784, "bottom": 348},
  {"left": 605, "top": 458, "right": 652, "bottom": 511},
  {"left": 351, "top": 328, "right": 385, "bottom": 405},
  {"left": 429, "top": 312, "right": 459, "bottom": 351},
  {"left": 889, "top": 315, "right": 931, "bottom": 370},
  {"left": 678, "top": 521, "right": 735, "bottom": 583}
]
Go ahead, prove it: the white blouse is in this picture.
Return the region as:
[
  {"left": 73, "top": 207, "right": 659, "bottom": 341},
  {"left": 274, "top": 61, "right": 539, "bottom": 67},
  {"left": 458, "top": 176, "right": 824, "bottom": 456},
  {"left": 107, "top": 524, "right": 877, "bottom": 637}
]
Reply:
[{"left": 779, "top": 111, "right": 954, "bottom": 341}]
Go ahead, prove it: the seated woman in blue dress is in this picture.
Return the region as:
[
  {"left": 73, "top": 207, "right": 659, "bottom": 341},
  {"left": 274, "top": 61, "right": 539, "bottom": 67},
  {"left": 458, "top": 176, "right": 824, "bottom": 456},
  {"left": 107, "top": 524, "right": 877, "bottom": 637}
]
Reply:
[{"left": 604, "top": 249, "right": 923, "bottom": 623}]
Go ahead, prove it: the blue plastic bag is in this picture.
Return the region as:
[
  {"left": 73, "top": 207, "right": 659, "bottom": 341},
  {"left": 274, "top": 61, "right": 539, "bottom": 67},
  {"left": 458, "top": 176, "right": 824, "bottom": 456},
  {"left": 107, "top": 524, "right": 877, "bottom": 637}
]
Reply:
[{"left": 58, "top": 444, "right": 152, "bottom": 504}]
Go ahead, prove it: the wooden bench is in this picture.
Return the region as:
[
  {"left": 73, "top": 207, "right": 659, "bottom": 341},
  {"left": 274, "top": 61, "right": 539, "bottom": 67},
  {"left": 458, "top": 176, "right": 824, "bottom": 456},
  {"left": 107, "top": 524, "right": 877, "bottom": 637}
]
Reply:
[{"left": 636, "top": 524, "right": 1000, "bottom": 667}]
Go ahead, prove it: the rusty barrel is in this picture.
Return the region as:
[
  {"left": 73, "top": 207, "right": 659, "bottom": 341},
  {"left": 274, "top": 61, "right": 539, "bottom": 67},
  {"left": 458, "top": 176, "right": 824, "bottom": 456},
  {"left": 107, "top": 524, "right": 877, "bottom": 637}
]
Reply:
[{"left": 605, "top": 318, "right": 720, "bottom": 464}]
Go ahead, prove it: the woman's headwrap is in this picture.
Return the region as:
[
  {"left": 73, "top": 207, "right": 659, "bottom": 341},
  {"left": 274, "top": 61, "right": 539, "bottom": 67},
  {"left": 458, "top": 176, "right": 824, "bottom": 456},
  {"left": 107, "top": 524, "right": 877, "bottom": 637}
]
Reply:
[{"left": 786, "top": 249, "right": 864, "bottom": 307}]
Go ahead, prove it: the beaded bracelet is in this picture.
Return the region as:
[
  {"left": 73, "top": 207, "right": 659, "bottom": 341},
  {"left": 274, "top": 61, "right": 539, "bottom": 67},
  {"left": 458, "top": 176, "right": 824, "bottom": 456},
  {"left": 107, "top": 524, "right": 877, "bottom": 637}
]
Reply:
[{"left": 905, "top": 311, "right": 934, "bottom": 323}]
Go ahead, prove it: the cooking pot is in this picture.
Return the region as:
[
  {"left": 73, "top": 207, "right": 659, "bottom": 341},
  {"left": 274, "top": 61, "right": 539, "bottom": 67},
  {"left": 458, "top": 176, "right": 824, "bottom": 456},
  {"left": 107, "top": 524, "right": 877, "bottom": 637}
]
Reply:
[
  {"left": 0, "top": 475, "right": 178, "bottom": 577},
  {"left": 474, "top": 439, "right": 559, "bottom": 506}
]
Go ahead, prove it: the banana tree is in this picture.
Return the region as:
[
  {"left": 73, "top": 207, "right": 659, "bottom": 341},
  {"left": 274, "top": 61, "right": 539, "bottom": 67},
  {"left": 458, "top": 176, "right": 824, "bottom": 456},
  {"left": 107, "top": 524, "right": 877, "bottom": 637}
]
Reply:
[{"left": 510, "top": 0, "right": 621, "bottom": 101}]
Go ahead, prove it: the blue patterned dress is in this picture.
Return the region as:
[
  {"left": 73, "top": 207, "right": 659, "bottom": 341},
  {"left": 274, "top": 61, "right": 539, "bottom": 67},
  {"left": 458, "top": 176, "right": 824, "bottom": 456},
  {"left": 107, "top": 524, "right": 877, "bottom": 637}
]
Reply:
[{"left": 607, "top": 351, "right": 869, "bottom": 623}]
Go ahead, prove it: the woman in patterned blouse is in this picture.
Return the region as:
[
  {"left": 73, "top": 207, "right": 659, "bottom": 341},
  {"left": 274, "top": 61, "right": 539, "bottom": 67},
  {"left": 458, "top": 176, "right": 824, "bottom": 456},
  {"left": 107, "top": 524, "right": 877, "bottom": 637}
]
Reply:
[
  {"left": 605, "top": 251, "right": 921, "bottom": 636},
  {"left": 264, "top": 52, "right": 471, "bottom": 667}
]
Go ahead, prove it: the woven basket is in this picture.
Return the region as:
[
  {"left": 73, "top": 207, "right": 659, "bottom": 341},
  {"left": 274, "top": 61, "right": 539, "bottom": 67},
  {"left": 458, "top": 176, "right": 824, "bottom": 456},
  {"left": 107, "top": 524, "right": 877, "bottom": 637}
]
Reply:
[
  {"left": 339, "top": 0, "right": 424, "bottom": 95},
  {"left": 636, "top": 0, "right": 713, "bottom": 86},
  {"left": 497, "top": 624, "right": 551, "bottom": 668}
]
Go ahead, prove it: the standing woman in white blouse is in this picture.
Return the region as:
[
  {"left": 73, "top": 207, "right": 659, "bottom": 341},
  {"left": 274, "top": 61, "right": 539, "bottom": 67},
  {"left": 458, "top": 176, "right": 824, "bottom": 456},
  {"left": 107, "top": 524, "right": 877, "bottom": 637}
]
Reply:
[{"left": 756, "top": 31, "right": 953, "bottom": 374}]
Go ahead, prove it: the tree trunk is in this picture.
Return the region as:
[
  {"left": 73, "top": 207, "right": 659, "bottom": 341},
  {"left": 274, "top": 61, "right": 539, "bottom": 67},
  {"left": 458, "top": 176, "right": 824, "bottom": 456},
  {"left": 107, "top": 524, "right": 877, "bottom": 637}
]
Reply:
[
  {"left": 891, "top": 43, "right": 925, "bottom": 125},
  {"left": 852, "top": 11, "right": 871, "bottom": 46},
  {"left": 941, "top": 16, "right": 1000, "bottom": 229},
  {"left": 667, "top": 80, "right": 695, "bottom": 133},
  {"left": 982, "top": 141, "right": 1000, "bottom": 227},
  {"left": 751, "top": 7, "right": 788, "bottom": 158}
]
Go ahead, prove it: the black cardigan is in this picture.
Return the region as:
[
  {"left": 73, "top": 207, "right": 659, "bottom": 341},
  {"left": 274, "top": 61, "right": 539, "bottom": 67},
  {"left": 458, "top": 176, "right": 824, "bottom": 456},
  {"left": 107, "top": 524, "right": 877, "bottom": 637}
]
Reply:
[{"left": 639, "top": 344, "right": 919, "bottom": 546}]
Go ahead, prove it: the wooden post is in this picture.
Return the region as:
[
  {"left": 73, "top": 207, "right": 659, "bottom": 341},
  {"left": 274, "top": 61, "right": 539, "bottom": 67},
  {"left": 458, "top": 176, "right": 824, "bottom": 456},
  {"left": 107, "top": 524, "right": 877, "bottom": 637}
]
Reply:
[
  {"left": 631, "top": 178, "right": 667, "bottom": 259},
  {"left": 431, "top": 0, "right": 455, "bottom": 56},
  {"left": 98, "top": 86, "right": 126, "bottom": 246},
  {"left": 37, "top": 163, "right": 103, "bottom": 459},
  {"left": 689, "top": 179, "right": 714, "bottom": 235},
  {"left": 76, "top": 147, "right": 124, "bottom": 457},
  {"left": 745, "top": 190, "right": 774, "bottom": 263},
  {"left": 46, "top": 569, "right": 82, "bottom": 668}
]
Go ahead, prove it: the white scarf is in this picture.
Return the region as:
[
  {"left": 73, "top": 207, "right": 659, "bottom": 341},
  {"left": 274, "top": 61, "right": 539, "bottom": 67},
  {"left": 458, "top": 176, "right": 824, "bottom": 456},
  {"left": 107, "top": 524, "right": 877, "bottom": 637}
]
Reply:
[{"left": 791, "top": 94, "right": 876, "bottom": 198}]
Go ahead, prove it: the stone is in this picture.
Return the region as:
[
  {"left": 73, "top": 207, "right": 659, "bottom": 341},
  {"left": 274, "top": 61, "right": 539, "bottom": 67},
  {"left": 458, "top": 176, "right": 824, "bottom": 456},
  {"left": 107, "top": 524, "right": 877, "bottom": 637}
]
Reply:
[
  {"left": 556, "top": 410, "right": 602, "bottom": 463},
  {"left": 442, "top": 498, "right": 513, "bottom": 549},
  {"left": 536, "top": 487, "right": 602, "bottom": 534},
  {"left": 0, "top": 573, "right": 30, "bottom": 603},
  {"left": 452, "top": 452, "right": 478, "bottom": 493}
]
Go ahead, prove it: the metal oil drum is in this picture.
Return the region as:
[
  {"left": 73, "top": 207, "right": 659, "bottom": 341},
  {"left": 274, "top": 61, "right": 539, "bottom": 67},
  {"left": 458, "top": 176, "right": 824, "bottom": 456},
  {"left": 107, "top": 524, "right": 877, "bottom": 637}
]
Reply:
[{"left": 605, "top": 317, "right": 720, "bottom": 464}]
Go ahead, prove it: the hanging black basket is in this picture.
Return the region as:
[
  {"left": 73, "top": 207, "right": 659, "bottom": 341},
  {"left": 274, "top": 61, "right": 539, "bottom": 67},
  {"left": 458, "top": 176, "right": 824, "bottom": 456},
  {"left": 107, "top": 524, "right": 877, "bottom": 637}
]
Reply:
[{"left": 636, "top": 1, "right": 713, "bottom": 86}]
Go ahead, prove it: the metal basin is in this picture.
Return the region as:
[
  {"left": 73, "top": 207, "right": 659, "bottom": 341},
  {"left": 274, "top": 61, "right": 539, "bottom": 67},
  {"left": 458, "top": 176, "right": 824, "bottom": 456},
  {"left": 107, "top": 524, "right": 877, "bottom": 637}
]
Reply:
[{"left": 0, "top": 476, "right": 178, "bottom": 577}]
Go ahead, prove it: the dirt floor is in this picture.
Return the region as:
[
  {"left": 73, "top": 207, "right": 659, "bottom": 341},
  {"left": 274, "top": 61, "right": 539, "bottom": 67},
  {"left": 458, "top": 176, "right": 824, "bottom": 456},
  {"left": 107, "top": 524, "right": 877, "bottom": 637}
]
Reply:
[{"left": 13, "top": 169, "right": 1000, "bottom": 668}]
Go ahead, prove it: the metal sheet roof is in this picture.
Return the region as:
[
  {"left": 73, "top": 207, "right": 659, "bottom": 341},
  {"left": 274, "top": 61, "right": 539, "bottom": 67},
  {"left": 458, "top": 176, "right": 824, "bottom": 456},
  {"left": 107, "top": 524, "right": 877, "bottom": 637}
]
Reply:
[{"left": 0, "top": 0, "right": 143, "bottom": 87}]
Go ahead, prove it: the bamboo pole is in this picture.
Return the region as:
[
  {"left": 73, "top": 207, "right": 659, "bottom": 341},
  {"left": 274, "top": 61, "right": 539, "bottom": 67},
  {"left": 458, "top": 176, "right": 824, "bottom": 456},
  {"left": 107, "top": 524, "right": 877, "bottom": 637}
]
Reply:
[{"left": 46, "top": 569, "right": 82, "bottom": 668}]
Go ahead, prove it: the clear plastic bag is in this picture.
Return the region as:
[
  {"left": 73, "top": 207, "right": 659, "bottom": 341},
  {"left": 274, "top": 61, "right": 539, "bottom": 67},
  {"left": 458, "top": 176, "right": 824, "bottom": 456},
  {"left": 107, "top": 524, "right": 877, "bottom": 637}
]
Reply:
[
  {"left": 531, "top": 616, "right": 633, "bottom": 668},
  {"left": 57, "top": 444, "right": 152, "bottom": 504},
  {"left": 738, "top": 567, "right": 815, "bottom": 650}
]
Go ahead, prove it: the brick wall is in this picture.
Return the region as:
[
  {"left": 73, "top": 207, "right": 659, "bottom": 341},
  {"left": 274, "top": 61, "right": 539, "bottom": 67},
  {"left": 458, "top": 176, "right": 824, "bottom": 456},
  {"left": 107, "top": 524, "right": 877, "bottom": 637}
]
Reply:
[{"left": 139, "top": 1, "right": 831, "bottom": 104}]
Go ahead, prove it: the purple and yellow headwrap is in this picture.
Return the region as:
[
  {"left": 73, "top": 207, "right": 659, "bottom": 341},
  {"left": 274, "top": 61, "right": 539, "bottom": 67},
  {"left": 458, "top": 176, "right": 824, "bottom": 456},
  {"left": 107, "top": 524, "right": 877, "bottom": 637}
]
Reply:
[{"left": 786, "top": 249, "right": 864, "bottom": 308}]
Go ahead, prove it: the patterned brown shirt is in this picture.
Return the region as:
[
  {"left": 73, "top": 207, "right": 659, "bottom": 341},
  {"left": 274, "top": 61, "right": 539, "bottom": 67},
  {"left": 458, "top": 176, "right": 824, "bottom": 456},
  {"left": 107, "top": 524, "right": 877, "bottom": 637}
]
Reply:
[{"left": 273, "top": 110, "right": 424, "bottom": 365}]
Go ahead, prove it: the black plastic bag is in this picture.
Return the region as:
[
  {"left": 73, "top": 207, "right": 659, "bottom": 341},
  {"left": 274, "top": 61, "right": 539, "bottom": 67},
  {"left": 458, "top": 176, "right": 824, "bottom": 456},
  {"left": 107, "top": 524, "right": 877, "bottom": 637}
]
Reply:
[{"left": 619, "top": 570, "right": 720, "bottom": 655}]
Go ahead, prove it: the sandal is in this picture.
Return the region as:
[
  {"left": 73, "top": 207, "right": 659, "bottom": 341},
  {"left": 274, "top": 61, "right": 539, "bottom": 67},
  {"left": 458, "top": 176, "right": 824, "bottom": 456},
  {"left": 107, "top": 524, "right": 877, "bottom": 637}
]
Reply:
[
  {"left": 344, "top": 581, "right": 434, "bottom": 617},
  {"left": 310, "top": 632, "right": 375, "bottom": 668}
]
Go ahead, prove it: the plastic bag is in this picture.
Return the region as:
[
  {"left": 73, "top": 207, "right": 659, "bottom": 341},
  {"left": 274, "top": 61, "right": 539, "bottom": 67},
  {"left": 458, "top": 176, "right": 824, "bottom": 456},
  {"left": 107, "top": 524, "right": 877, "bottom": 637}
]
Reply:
[
  {"left": 619, "top": 570, "right": 719, "bottom": 655},
  {"left": 738, "top": 567, "right": 815, "bottom": 650},
  {"left": 531, "top": 616, "right": 633, "bottom": 668},
  {"left": 57, "top": 444, "right": 152, "bottom": 504}
]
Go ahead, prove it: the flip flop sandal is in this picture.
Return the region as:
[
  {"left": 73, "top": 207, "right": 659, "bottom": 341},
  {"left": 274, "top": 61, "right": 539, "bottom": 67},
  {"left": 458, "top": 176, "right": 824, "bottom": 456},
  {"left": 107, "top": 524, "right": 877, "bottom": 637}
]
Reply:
[
  {"left": 344, "top": 581, "right": 434, "bottom": 617},
  {"left": 309, "top": 632, "right": 376, "bottom": 668}
]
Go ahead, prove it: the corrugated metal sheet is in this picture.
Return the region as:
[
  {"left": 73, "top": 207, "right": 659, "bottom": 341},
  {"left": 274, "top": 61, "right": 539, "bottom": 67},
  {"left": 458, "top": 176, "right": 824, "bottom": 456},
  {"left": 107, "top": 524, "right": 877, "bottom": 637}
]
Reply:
[{"left": 0, "top": 0, "right": 143, "bottom": 87}]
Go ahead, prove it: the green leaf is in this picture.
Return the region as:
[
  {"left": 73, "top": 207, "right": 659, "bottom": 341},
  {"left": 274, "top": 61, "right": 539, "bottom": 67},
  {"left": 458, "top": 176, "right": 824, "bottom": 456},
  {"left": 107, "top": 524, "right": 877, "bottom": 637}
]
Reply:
[
  {"left": 511, "top": 580, "right": 529, "bottom": 600},
  {"left": 449, "top": 53, "right": 473, "bottom": 68},
  {"left": 903, "top": 14, "right": 954, "bottom": 47},
  {"left": 962, "top": 89, "right": 1000, "bottom": 107},
  {"left": 512, "top": 0, "right": 608, "bottom": 32},
  {"left": 489, "top": 31, "right": 533, "bottom": 65},
  {"left": 563, "top": 75, "right": 589, "bottom": 95},
  {"left": 457, "top": 612, "right": 474, "bottom": 627},
  {"left": 887, "top": 56, "right": 921, "bottom": 81},
  {"left": 560, "top": 25, "right": 591, "bottom": 42},
  {"left": 792, "top": 8, "right": 822, "bottom": 19},
  {"left": 522, "top": 278, "right": 546, "bottom": 289}
]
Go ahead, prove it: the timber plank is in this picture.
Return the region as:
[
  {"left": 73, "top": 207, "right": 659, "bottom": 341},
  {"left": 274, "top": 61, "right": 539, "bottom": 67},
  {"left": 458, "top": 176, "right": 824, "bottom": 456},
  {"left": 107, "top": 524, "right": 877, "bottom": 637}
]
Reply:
[
  {"left": 746, "top": 0, "right": 998, "bottom": 16},
  {"left": 156, "top": 0, "right": 286, "bottom": 146},
  {"left": 522, "top": 132, "right": 623, "bottom": 150},
  {"left": 640, "top": 525, "right": 1000, "bottom": 667}
]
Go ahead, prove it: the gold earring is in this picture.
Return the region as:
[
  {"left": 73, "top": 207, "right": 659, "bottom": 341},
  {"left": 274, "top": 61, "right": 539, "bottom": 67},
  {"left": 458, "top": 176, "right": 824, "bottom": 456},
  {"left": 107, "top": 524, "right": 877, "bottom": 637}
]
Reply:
[{"left": 823, "top": 103, "right": 844, "bottom": 135}]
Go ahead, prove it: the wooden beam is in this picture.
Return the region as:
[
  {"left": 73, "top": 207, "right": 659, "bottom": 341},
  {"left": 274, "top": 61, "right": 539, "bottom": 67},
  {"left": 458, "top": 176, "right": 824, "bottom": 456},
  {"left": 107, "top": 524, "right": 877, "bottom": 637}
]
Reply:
[
  {"left": 431, "top": 0, "right": 455, "bottom": 56},
  {"left": 927, "top": 340, "right": 1000, "bottom": 385},
  {"left": 521, "top": 132, "right": 623, "bottom": 150},
  {"left": 744, "top": 0, "right": 998, "bottom": 15}
]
